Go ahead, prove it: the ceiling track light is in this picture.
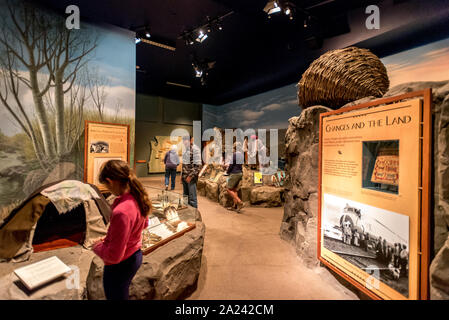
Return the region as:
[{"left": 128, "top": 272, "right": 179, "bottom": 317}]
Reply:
[
  {"left": 264, "top": 1, "right": 298, "bottom": 20},
  {"left": 178, "top": 11, "right": 233, "bottom": 46}
]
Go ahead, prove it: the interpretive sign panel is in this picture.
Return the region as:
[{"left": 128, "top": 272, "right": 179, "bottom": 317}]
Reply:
[
  {"left": 318, "top": 90, "right": 432, "bottom": 300},
  {"left": 84, "top": 121, "right": 130, "bottom": 186},
  {"left": 14, "top": 256, "right": 71, "bottom": 291}
]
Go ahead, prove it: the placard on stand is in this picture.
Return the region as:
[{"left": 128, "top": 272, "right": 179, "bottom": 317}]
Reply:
[
  {"left": 84, "top": 121, "right": 130, "bottom": 188},
  {"left": 317, "top": 89, "right": 432, "bottom": 300}
]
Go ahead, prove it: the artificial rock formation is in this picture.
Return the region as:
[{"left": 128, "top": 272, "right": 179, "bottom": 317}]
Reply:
[
  {"left": 280, "top": 80, "right": 449, "bottom": 298},
  {"left": 280, "top": 106, "right": 331, "bottom": 266},
  {"left": 86, "top": 219, "right": 205, "bottom": 300},
  {"left": 198, "top": 164, "right": 284, "bottom": 209},
  {"left": 250, "top": 186, "right": 283, "bottom": 207},
  {"left": 0, "top": 246, "right": 95, "bottom": 300}
]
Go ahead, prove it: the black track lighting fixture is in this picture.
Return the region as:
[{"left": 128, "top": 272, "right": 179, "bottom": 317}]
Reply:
[
  {"left": 178, "top": 11, "right": 233, "bottom": 46},
  {"left": 191, "top": 56, "right": 216, "bottom": 86},
  {"left": 145, "top": 28, "right": 151, "bottom": 38}
]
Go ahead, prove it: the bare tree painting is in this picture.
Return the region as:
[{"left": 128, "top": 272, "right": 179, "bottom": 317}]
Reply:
[
  {"left": 0, "top": 0, "right": 135, "bottom": 210},
  {"left": 0, "top": 1, "right": 96, "bottom": 170}
]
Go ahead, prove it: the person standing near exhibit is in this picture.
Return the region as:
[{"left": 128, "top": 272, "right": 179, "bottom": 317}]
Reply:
[
  {"left": 164, "top": 144, "right": 180, "bottom": 190},
  {"left": 225, "top": 142, "right": 245, "bottom": 213},
  {"left": 93, "top": 160, "right": 151, "bottom": 300},
  {"left": 182, "top": 136, "right": 201, "bottom": 208}
]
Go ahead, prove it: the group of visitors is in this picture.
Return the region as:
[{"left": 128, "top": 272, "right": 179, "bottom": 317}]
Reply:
[
  {"left": 375, "top": 237, "right": 409, "bottom": 279},
  {"left": 162, "top": 135, "right": 268, "bottom": 213}
]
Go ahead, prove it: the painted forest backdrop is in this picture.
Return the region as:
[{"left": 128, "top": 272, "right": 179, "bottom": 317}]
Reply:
[{"left": 0, "top": 0, "right": 136, "bottom": 216}]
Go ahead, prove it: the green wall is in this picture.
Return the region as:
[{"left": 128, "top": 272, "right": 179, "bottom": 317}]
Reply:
[{"left": 135, "top": 94, "right": 202, "bottom": 177}]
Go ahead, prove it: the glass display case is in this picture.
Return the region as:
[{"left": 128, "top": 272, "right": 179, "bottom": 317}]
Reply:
[{"left": 141, "top": 186, "right": 195, "bottom": 255}]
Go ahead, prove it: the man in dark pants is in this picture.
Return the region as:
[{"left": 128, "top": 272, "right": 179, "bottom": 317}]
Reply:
[
  {"left": 181, "top": 136, "right": 201, "bottom": 208},
  {"left": 164, "top": 144, "right": 179, "bottom": 190}
]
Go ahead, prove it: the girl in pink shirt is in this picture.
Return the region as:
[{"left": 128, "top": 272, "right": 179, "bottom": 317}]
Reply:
[{"left": 93, "top": 160, "right": 151, "bottom": 300}]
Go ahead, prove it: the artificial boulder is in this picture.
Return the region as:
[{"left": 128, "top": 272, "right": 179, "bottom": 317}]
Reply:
[
  {"left": 197, "top": 178, "right": 206, "bottom": 197},
  {"left": 86, "top": 220, "right": 205, "bottom": 300},
  {"left": 250, "top": 186, "right": 283, "bottom": 207},
  {"left": 280, "top": 105, "right": 331, "bottom": 266},
  {"left": 0, "top": 246, "right": 95, "bottom": 300},
  {"left": 205, "top": 180, "right": 219, "bottom": 202}
]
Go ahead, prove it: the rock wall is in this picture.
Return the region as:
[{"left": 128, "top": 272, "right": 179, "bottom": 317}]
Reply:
[
  {"left": 198, "top": 165, "right": 284, "bottom": 208},
  {"left": 280, "top": 106, "right": 331, "bottom": 267},
  {"left": 280, "top": 80, "right": 449, "bottom": 298}
]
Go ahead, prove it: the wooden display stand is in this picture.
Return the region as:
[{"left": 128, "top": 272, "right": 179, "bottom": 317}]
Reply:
[{"left": 317, "top": 89, "right": 432, "bottom": 300}]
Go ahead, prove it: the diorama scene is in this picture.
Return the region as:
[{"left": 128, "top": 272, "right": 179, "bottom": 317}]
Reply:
[{"left": 0, "top": 0, "right": 448, "bottom": 304}]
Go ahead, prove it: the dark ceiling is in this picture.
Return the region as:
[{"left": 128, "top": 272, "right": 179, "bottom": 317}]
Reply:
[{"left": 33, "top": 0, "right": 449, "bottom": 105}]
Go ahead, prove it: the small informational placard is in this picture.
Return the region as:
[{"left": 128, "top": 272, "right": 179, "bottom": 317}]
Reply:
[
  {"left": 254, "top": 172, "right": 263, "bottom": 184},
  {"left": 84, "top": 121, "right": 130, "bottom": 186},
  {"left": 14, "top": 256, "right": 71, "bottom": 291}
]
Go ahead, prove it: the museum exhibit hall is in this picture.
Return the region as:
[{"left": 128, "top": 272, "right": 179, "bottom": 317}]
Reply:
[{"left": 1, "top": 0, "right": 449, "bottom": 306}]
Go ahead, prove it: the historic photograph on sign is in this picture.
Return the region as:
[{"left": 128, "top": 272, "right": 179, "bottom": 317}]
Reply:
[
  {"left": 85, "top": 121, "right": 129, "bottom": 184},
  {"left": 89, "top": 141, "right": 110, "bottom": 154},
  {"left": 362, "top": 140, "right": 399, "bottom": 194},
  {"left": 322, "top": 193, "right": 410, "bottom": 297}
]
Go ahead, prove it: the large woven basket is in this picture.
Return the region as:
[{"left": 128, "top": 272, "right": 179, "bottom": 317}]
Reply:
[{"left": 297, "top": 47, "right": 389, "bottom": 108}]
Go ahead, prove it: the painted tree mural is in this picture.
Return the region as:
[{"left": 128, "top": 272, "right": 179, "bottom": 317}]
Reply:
[
  {"left": 0, "top": 1, "right": 97, "bottom": 170},
  {"left": 0, "top": 0, "right": 136, "bottom": 215}
]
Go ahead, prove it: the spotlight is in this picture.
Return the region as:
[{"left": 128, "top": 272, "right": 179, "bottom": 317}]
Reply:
[
  {"left": 194, "top": 67, "right": 203, "bottom": 78},
  {"left": 145, "top": 29, "right": 151, "bottom": 38},
  {"left": 304, "top": 18, "right": 308, "bottom": 28},
  {"left": 285, "top": 8, "right": 291, "bottom": 15},
  {"left": 135, "top": 37, "right": 141, "bottom": 44},
  {"left": 264, "top": 0, "right": 282, "bottom": 16},
  {"left": 196, "top": 30, "right": 208, "bottom": 43}
]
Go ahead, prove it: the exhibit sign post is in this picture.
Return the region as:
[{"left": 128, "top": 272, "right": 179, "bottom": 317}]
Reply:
[
  {"left": 317, "top": 89, "right": 432, "bottom": 300},
  {"left": 84, "top": 121, "right": 130, "bottom": 187}
]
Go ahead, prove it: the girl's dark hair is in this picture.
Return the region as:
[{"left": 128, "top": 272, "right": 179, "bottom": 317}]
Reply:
[{"left": 99, "top": 160, "right": 152, "bottom": 217}]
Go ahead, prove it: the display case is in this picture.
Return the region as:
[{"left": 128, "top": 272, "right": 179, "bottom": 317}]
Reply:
[{"left": 141, "top": 187, "right": 195, "bottom": 255}]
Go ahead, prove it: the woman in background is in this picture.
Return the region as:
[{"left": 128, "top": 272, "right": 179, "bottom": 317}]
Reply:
[{"left": 93, "top": 160, "right": 151, "bottom": 300}]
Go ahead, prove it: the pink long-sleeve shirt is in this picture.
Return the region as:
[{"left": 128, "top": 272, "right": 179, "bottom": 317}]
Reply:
[{"left": 93, "top": 193, "right": 148, "bottom": 265}]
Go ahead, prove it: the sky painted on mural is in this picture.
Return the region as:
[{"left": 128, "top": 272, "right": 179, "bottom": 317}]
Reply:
[
  {"left": 0, "top": 15, "right": 135, "bottom": 136},
  {"left": 204, "top": 36, "right": 449, "bottom": 131},
  {"left": 381, "top": 37, "right": 449, "bottom": 88}
]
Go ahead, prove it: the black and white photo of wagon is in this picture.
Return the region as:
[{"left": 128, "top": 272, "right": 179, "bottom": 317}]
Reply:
[{"left": 322, "top": 193, "right": 410, "bottom": 297}]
